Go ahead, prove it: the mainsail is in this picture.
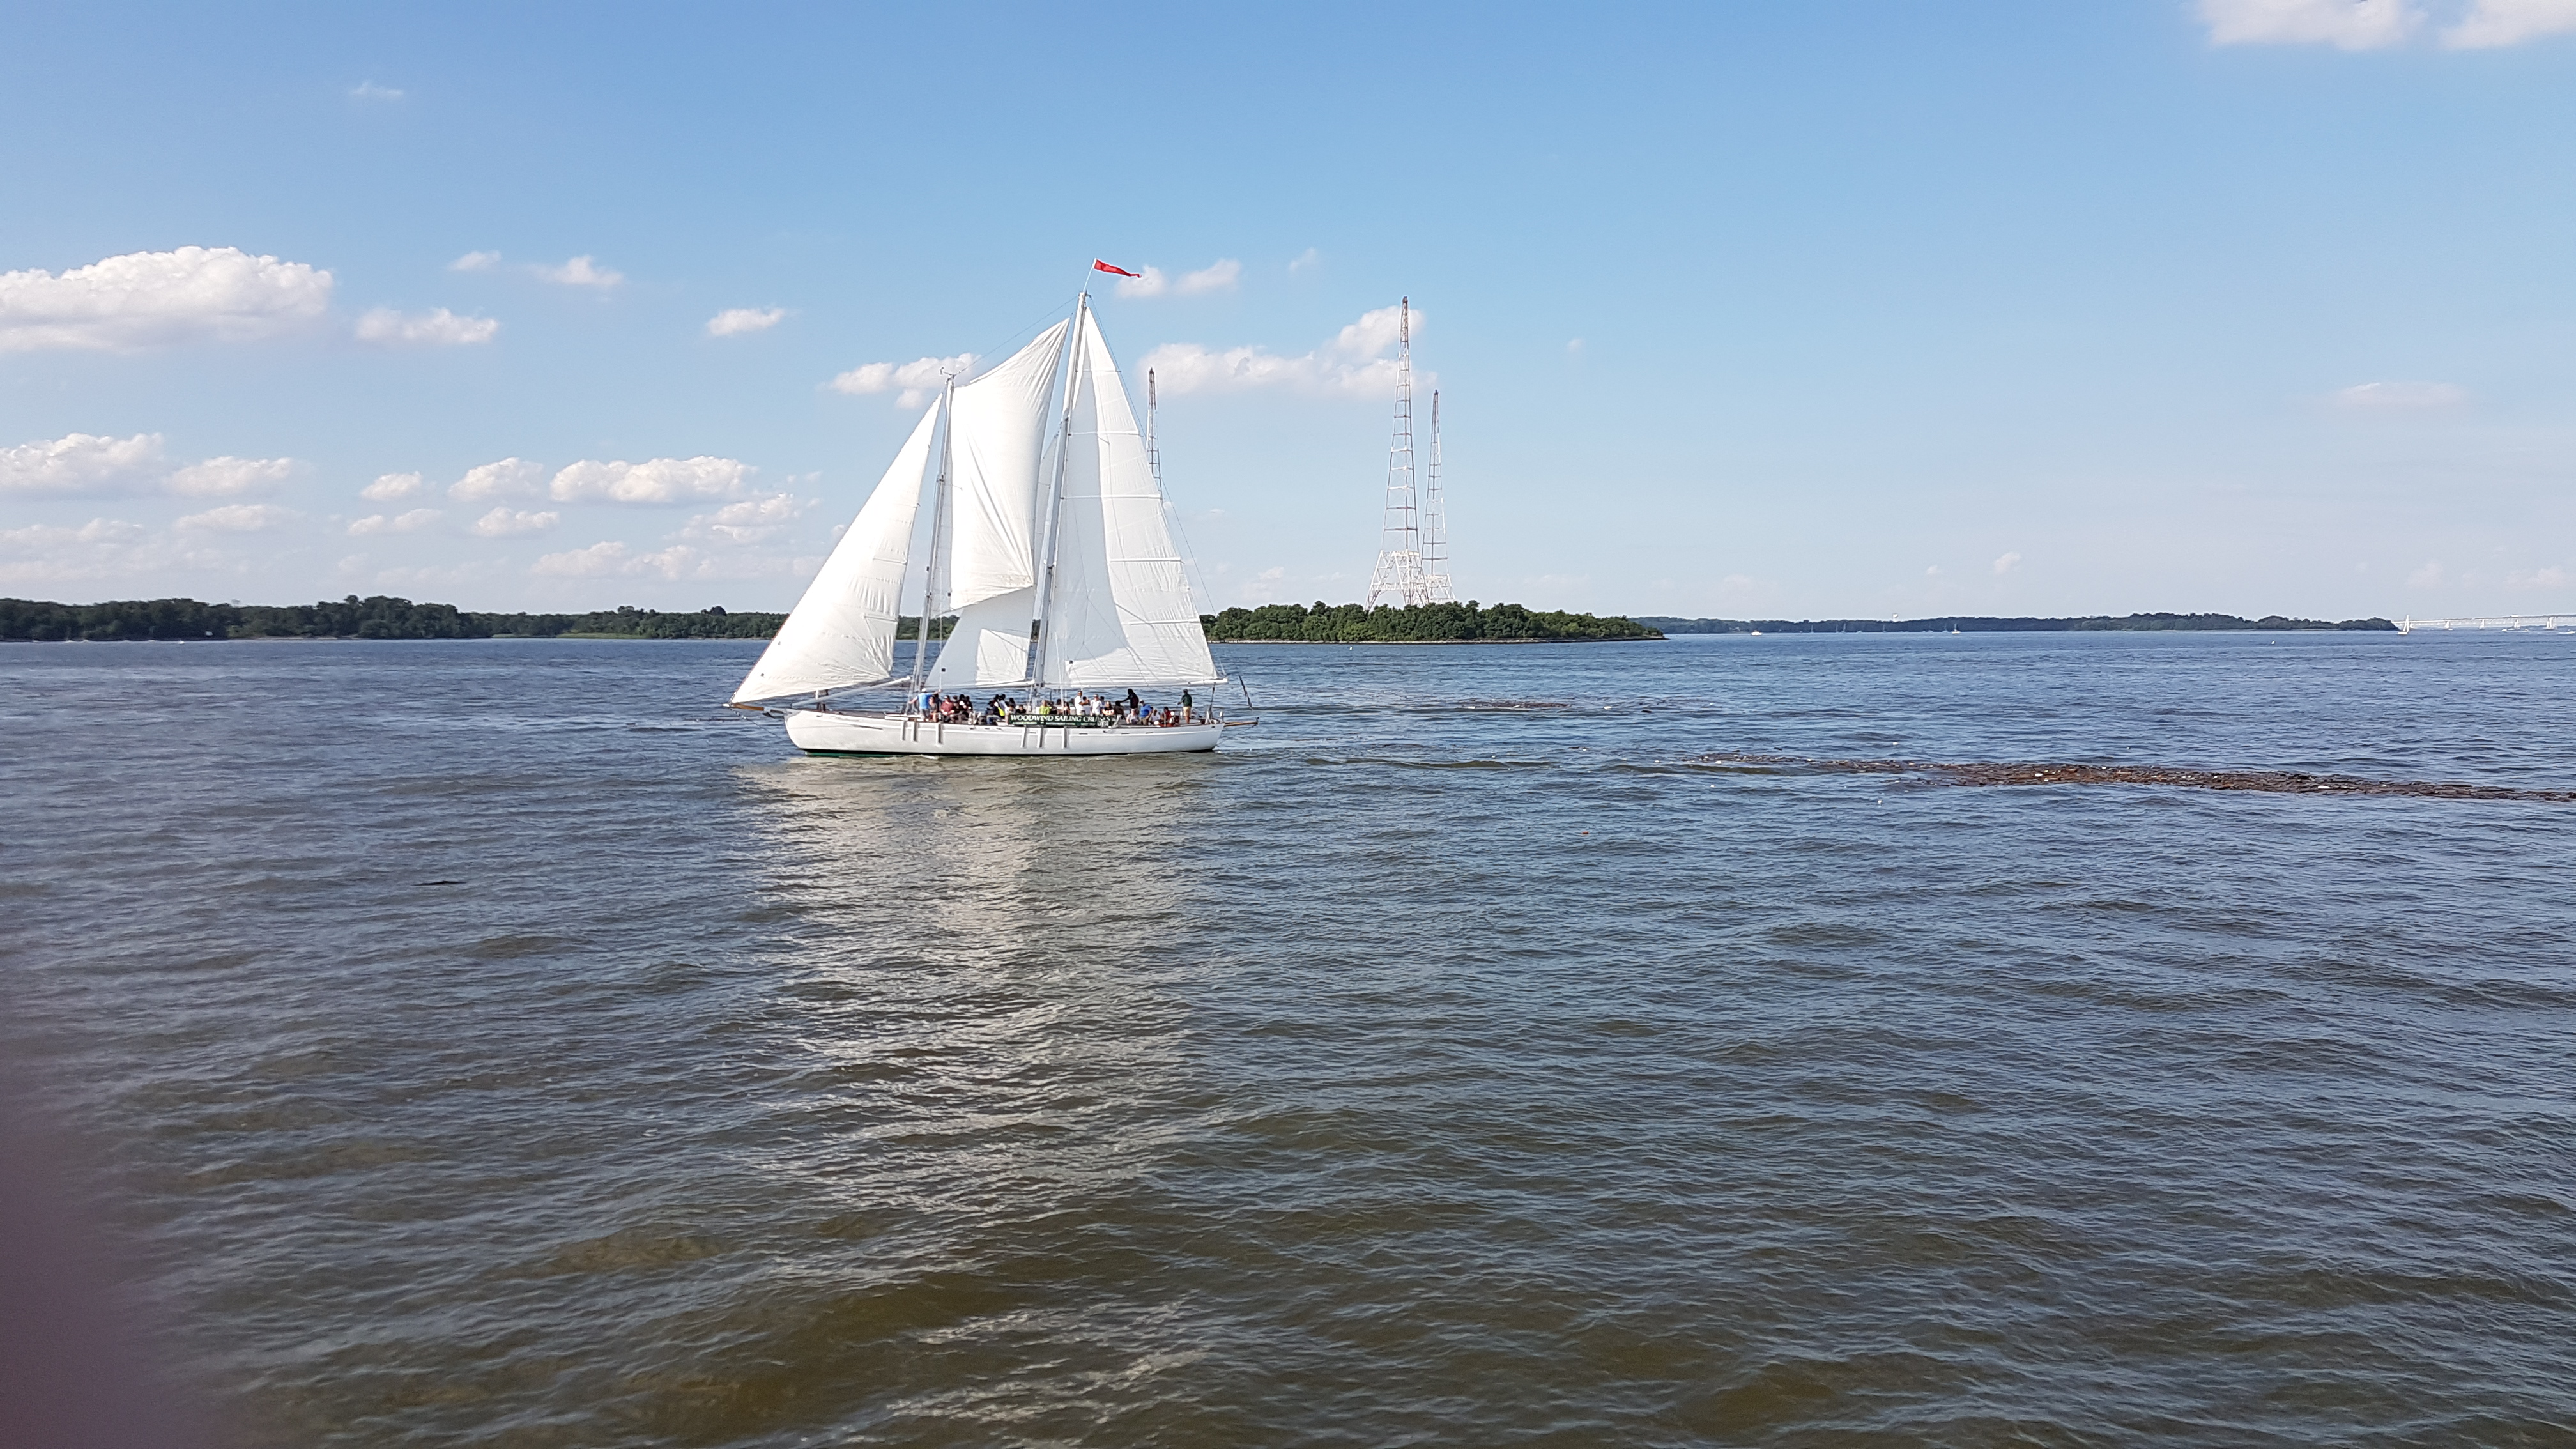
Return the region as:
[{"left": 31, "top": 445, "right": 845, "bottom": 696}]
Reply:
[
  {"left": 730, "top": 399, "right": 942, "bottom": 703},
  {"left": 1037, "top": 308, "right": 1222, "bottom": 689}
]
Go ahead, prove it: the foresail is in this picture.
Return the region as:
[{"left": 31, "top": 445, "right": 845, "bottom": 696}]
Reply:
[
  {"left": 924, "top": 585, "right": 1036, "bottom": 689},
  {"left": 943, "top": 321, "right": 1070, "bottom": 611},
  {"left": 1039, "top": 312, "right": 1222, "bottom": 689},
  {"left": 730, "top": 401, "right": 941, "bottom": 703}
]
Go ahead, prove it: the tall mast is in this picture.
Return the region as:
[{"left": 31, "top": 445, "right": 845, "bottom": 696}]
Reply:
[
  {"left": 1147, "top": 368, "right": 1160, "bottom": 485},
  {"left": 1027, "top": 292, "right": 1087, "bottom": 694},
  {"left": 905, "top": 381, "right": 956, "bottom": 703},
  {"left": 1366, "top": 297, "right": 1429, "bottom": 608},
  {"left": 1422, "top": 388, "right": 1453, "bottom": 603}
]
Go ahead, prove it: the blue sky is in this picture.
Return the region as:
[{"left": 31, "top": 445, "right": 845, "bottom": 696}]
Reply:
[{"left": 4, "top": 0, "right": 2572, "bottom": 619}]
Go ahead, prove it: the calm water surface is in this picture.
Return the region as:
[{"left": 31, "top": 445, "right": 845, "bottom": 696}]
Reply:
[{"left": 5, "top": 632, "right": 2573, "bottom": 1446}]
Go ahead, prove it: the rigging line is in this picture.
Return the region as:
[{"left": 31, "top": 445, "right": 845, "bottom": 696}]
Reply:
[{"left": 953, "top": 292, "right": 1083, "bottom": 385}]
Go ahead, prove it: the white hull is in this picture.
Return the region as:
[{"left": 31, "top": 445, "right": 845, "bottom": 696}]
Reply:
[{"left": 782, "top": 709, "right": 1225, "bottom": 756}]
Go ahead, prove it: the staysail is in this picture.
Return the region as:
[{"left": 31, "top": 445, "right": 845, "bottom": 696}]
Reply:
[
  {"left": 730, "top": 399, "right": 942, "bottom": 703},
  {"left": 941, "top": 321, "right": 1069, "bottom": 611},
  {"left": 1038, "top": 308, "right": 1222, "bottom": 689}
]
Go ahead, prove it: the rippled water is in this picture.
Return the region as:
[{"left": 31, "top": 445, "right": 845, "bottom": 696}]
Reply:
[{"left": 6, "top": 632, "right": 2574, "bottom": 1446}]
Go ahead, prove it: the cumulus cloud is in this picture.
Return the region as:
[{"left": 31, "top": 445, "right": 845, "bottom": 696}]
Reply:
[
  {"left": 0, "top": 432, "right": 168, "bottom": 495},
  {"left": 707, "top": 307, "right": 787, "bottom": 337},
  {"left": 361, "top": 471, "right": 429, "bottom": 502},
  {"left": 2200, "top": 0, "right": 2576, "bottom": 47},
  {"left": 1177, "top": 259, "right": 1242, "bottom": 295},
  {"left": 0, "top": 518, "right": 155, "bottom": 589},
  {"left": 1289, "top": 248, "right": 1322, "bottom": 274},
  {"left": 1141, "top": 302, "right": 1422, "bottom": 397},
  {"left": 448, "top": 457, "right": 549, "bottom": 502},
  {"left": 350, "top": 80, "right": 404, "bottom": 101},
  {"left": 1993, "top": 551, "right": 2023, "bottom": 574},
  {"left": 2446, "top": 0, "right": 2576, "bottom": 44},
  {"left": 549, "top": 456, "right": 751, "bottom": 505},
  {"left": 450, "top": 251, "right": 502, "bottom": 272},
  {"left": 534, "top": 540, "right": 633, "bottom": 577},
  {"left": 1113, "top": 259, "right": 1245, "bottom": 299},
  {"left": 169, "top": 456, "right": 297, "bottom": 497},
  {"left": 0, "top": 246, "right": 334, "bottom": 352},
  {"left": 680, "top": 491, "right": 807, "bottom": 544},
  {"left": 829, "top": 353, "right": 978, "bottom": 408},
  {"left": 535, "top": 255, "right": 622, "bottom": 288},
  {"left": 176, "top": 503, "right": 298, "bottom": 532},
  {"left": 348, "top": 509, "right": 441, "bottom": 535},
  {"left": 2200, "top": 0, "right": 2419, "bottom": 46},
  {"left": 2334, "top": 380, "right": 2467, "bottom": 410},
  {"left": 355, "top": 307, "right": 498, "bottom": 346},
  {"left": 470, "top": 506, "right": 560, "bottom": 537}
]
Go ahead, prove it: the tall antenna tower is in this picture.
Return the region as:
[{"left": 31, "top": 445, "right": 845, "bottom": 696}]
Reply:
[
  {"left": 1421, "top": 388, "right": 1453, "bottom": 603},
  {"left": 1367, "top": 298, "right": 1430, "bottom": 608}
]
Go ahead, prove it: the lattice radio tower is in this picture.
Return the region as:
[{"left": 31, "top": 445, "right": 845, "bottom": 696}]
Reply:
[
  {"left": 1422, "top": 388, "right": 1453, "bottom": 603},
  {"left": 1367, "top": 298, "right": 1432, "bottom": 608}
]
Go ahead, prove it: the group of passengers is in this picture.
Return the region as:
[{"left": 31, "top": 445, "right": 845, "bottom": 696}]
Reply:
[{"left": 913, "top": 687, "right": 1199, "bottom": 728}]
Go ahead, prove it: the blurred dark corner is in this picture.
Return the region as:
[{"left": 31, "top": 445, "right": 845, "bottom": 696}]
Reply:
[{"left": 2, "top": 1055, "right": 206, "bottom": 1449}]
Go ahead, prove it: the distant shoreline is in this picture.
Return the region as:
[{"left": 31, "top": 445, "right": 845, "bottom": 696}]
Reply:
[{"left": 1636, "top": 612, "right": 2398, "bottom": 634}]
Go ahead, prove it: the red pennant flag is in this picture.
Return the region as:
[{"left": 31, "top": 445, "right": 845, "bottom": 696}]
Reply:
[{"left": 1091, "top": 259, "right": 1143, "bottom": 278}]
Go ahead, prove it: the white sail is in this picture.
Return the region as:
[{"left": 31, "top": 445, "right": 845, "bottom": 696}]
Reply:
[
  {"left": 924, "top": 585, "right": 1034, "bottom": 689},
  {"left": 942, "top": 321, "right": 1070, "bottom": 611},
  {"left": 1038, "top": 310, "right": 1222, "bottom": 689},
  {"left": 730, "top": 400, "right": 942, "bottom": 703}
]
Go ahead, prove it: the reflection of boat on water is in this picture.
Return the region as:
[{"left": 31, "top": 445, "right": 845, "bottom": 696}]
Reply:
[{"left": 731, "top": 281, "right": 1239, "bottom": 758}]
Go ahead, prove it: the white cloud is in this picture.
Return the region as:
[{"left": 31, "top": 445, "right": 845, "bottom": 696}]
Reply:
[
  {"left": 533, "top": 540, "right": 630, "bottom": 577},
  {"left": 1111, "top": 260, "right": 1245, "bottom": 300},
  {"left": 361, "top": 471, "right": 429, "bottom": 502},
  {"left": 549, "top": 456, "right": 751, "bottom": 505},
  {"left": 450, "top": 250, "right": 502, "bottom": 272},
  {"left": 1289, "top": 248, "right": 1322, "bottom": 274},
  {"left": 1177, "top": 259, "right": 1241, "bottom": 296},
  {"left": 350, "top": 80, "right": 404, "bottom": 101},
  {"left": 1, "top": 518, "right": 147, "bottom": 553},
  {"left": 2409, "top": 560, "right": 2446, "bottom": 587},
  {"left": 470, "top": 506, "right": 560, "bottom": 537},
  {"left": 829, "top": 353, "right": 977, "bottom": 408},
  {"left": 2506, "top": 565, "right": 2570, "bottom": 588},
  {"left": 1993, "top": 551, "right": 2023, "bottom": 574},
  {"left": 535, "top": 255, "right": 622, "bottom": 288},
  {"left": 1142, "top": 303, "right": 1422, "bottom": 398},
  {"left": 0, "top": 246, "right": 334, "bottom": 352},
  {"left": 355, "top": 307, "right": 498, "bottom": 346},
  {"left": 680, "top": 491, "right": 808, "bottom": 544},
  {"left": 2446, "top": 0, "right": 2576, "bottom": 45},
  {"left": 2334, "top": 380, "right": 2467, "bottom": 410},
  {"left": 2200, "top": 0, "right": 2420, "bottom": 47},
  {"left": 448, "top": 457, "right": 549, "bottom": 502},
  {"left": 176, "top": 503, "right": 298, "bottom": 532},
  {"left": 168, "top": 456, "right": 296, "bottom": 497},
  {"left": 348, "top": 509, "right": 441, "bottom": 536},
  {"left": 0, "top": 432, "right": 168, "bottom": 495},
  {"left": 707, "top": 307, "right": 787, "bottom": 337}
]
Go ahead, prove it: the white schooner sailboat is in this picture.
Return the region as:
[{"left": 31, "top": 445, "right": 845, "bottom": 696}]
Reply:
[{"left": 730, "top": 288, "right": 1237, "bottom": 756}]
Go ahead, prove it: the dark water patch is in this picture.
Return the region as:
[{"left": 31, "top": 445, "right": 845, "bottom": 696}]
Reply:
[{"left": 1695, "top": 751, "right": 2576, "bottom": 802}]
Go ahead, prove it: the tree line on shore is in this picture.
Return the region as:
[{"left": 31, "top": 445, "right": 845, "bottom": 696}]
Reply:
[
  {"left": 0, "top": 596, "right": 803, "bottom": 641},
  {"left": 3, "top": 594, "right": 1660, "bottom": 643},
  {"left": 1200, "top": 601, "right": 1662, "bottom": 642},
  {"left": 1636, "top": 612, "right": 2398, "bottom": 634}
]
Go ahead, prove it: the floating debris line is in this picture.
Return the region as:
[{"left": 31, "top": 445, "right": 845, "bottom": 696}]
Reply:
[{"left": 1691, "top": 752, "right": 2576, "bottom": 803}]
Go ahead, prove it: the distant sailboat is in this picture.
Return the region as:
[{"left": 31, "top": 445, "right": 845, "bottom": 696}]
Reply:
[{"left": 730, "top": 289, "right": 1236, "bottom": 756}]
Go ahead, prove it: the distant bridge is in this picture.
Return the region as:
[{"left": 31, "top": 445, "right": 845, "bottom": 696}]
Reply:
[{"left": 2395, "top": 613, "right": 2576, "bottom": 634}]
